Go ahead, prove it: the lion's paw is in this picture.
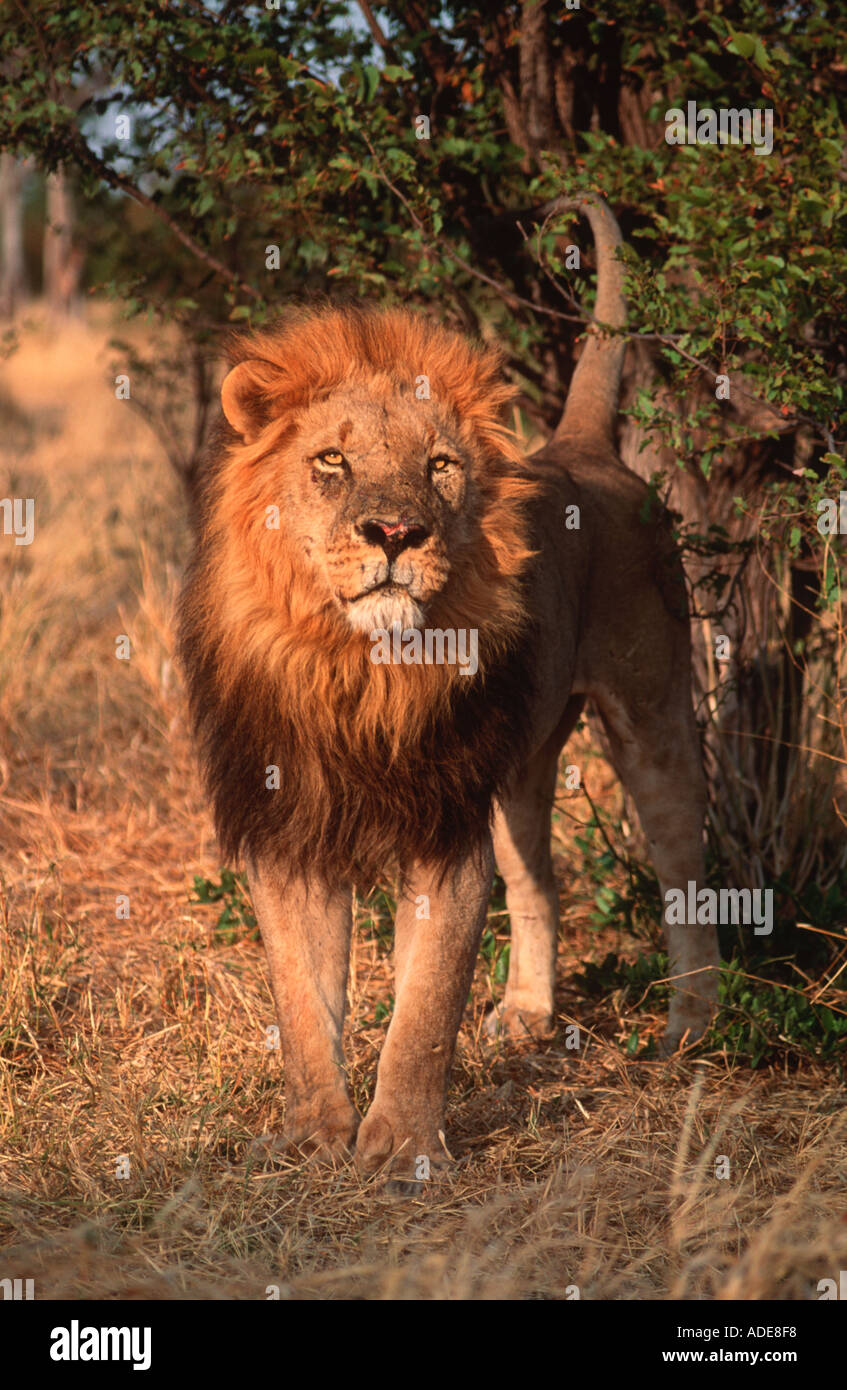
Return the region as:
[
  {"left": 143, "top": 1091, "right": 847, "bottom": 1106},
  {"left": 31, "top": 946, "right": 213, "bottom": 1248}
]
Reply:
[
  {"left": 660, "top": 1002, "right": 715, "bottom": 1056},
  {"left": 483, "top": 1003, "right": 554, "bottom": 1042},
  {"left": 251, "top": 1099, "right": 358, "bottom": 1163},
  {"left": 658, "top": 1022, "right": 709, "bottom": 1057},
  {"left": 355, "top": 1110, "right": 451, "bottom": 1190}
]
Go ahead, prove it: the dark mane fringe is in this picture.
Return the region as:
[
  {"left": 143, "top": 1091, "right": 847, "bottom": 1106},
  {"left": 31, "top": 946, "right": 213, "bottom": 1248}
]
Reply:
[{"left": 179, "top": 600, "right": 537, "bottom": 892}]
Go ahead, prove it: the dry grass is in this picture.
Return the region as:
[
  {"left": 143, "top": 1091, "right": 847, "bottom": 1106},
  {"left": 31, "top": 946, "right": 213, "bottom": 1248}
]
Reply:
[{"left": 0, "top": 313, "right": 844, "bottom": 1302}]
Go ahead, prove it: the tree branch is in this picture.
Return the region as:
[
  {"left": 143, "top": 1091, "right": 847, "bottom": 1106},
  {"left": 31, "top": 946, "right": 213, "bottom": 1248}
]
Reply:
[
  {"left": 70, "top": 135, "right": 261, "bottom": 301},
  {"left": 13, "top": 0, "right": 260, "bottom": 301},
  {"left": 355, "top": 0, "right": 398, "bottom": 61}
]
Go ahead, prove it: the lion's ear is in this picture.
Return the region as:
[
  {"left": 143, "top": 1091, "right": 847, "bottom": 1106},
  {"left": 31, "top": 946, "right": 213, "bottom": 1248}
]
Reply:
[{"left": 221, "top": 360, "right": 279, "bottom": 441}]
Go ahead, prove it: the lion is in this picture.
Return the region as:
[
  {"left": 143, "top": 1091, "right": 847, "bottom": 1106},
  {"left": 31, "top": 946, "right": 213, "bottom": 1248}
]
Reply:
[{"left": 178, "top": 195, "right": 719, "bottom": 1185}]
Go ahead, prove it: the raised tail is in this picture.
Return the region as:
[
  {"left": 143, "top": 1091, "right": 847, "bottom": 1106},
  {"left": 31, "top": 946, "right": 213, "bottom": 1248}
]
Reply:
[{"left": 544, "top": 195, "right": 627, "bottom": 445}]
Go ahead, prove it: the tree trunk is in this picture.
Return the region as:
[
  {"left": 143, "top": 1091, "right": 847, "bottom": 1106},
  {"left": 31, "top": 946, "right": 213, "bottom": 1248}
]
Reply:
[
  {"left": 0, "top": 152, "right": 27, "bottom": 318},
  {"left": 43, "top": 165, "right": 81, "bottom": 317}
]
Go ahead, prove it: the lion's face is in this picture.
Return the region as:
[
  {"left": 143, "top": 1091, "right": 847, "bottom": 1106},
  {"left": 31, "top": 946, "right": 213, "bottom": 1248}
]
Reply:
[
  {"left": 265, "top": 384, "right": 480, "bottom": 633},
  {"left": 214, "top": 308, "right": 534, "bottom": 662}
]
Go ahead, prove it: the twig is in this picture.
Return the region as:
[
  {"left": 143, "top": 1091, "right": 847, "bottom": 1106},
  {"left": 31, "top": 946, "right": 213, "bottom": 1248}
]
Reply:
[
  {"left": 524, "top": 203, "right": 837, "bottom": 448},
  {"left": 355, "top": 0, "right": 397, "bottom": 60},
  {"left": 70, "top": 138, "right": 262, "bottom": 300}
]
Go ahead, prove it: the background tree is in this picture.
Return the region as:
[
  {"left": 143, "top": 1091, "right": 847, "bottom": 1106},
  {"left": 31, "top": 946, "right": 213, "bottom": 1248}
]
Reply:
[
  {"left": 43, "top": 165, "right": 82, "bottom": 316},
  {"left": 0, "top": 151, "right": 27, "bottom": 315}
]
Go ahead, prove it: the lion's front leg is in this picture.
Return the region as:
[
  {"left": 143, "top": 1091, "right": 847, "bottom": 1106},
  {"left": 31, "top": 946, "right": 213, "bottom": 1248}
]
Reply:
[
  {"left": 356, "top": 839, "right": 494, "bottom": 1186},
  {"left": 247, "top": 857, "right": 358, "bottom": 1156}
]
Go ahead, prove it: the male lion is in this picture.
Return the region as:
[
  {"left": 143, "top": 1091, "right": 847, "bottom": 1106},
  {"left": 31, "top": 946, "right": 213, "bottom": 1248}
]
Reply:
[{"left": 178, "top": 196, "right": 719, "bottom": 1184}]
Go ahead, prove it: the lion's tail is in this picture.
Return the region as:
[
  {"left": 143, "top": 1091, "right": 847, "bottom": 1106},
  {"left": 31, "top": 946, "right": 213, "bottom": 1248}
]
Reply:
[{"left": 548, "top": 195, "right": 627, "bottom": 446}]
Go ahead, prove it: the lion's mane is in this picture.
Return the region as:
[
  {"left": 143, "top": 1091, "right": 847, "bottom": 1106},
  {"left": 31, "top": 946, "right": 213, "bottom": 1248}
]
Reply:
[{"left": 178, "top": 306, "right": 540, "bottom": 890}]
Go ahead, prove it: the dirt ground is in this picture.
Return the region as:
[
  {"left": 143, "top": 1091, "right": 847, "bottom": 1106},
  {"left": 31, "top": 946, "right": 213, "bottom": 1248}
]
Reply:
[{"left": 0, "top": 314, "right": 844, "bottom": 1300}]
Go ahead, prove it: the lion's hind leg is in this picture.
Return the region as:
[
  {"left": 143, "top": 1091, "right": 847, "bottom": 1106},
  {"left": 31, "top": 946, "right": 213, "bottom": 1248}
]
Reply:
[
  {"left": 591, "top": 690, "right": 720, "bottom": 1050},
  {"left": 486, "top": 734, "right": 568, "bottom": 1042}
]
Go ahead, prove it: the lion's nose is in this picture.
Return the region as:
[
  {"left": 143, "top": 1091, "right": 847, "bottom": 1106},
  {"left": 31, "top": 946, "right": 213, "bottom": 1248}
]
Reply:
[{"left": 356, "top": 515, "right": 430, "bottom": 562}]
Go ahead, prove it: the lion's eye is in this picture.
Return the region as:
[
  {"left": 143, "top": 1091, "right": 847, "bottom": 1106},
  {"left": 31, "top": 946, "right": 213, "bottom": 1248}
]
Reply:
[
  {"left": 315, "top": 450, "right": 346, "bottom": 471},
  {"left": 430, "top": 456, "right": 454, "bottom": 472}
]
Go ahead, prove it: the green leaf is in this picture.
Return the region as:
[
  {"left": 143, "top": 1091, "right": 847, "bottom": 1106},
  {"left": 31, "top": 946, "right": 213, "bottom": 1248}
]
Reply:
[
  {"left": 752, "top": 38, "right": 774, "bottom": 73},
  {"left": 363, "top": 64, "right": 380, "bottom": 103},
  {"left": 726, "top": 32, "right": 756, "bottom": 60}
]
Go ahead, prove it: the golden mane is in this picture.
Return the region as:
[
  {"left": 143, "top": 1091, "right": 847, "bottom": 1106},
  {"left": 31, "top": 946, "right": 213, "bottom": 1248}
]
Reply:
[{"left": 179, "top": 305, "right": 541, "bottom": 888}]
